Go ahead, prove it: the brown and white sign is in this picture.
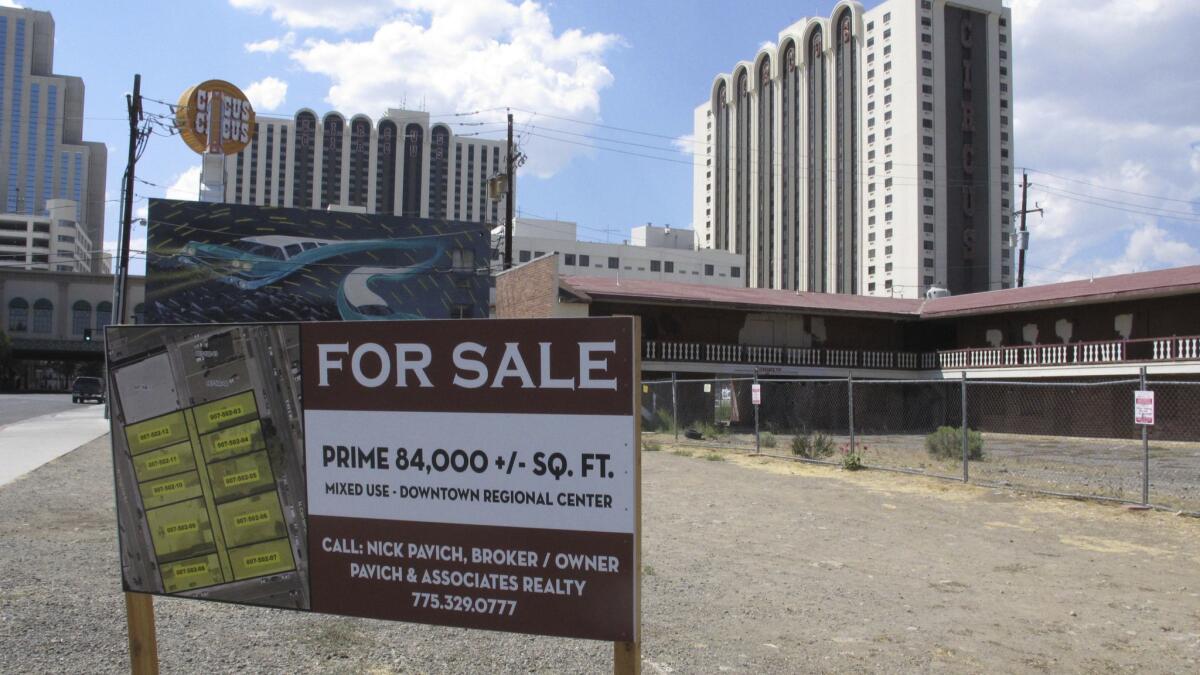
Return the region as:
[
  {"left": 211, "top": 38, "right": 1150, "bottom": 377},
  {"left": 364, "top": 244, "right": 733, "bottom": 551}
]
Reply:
[
  {"left": 302, "top": 317, "right": 639, "bottom": 641},
  {"left": 105, "top": 317, "right": 639, "bottom": 645}
]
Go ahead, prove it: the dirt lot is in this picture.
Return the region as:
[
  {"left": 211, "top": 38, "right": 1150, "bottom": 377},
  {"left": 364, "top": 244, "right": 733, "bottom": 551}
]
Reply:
[
  {"left": 655, "top": 429, "right": 1200, "bottom": 514},
  {"left": 1, "top": 436, "right": 1198, "bottom": 673}
]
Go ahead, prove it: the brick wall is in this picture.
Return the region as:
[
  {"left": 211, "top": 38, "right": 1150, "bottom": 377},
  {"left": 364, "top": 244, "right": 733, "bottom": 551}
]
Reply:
[{"left": 495, "top": 255, "right": 559, "bottom": 319}]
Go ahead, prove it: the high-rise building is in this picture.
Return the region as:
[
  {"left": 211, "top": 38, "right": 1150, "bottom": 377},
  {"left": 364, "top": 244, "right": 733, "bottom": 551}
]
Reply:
[
  {"left": 222, "top": 108, "right": 507, "bottom": 223},
  {"left": 0, "top": 6, "right": 107, "bottom": 270},
  {"left": 693, "top": 0, "right": 1013, "bottom": 298}
]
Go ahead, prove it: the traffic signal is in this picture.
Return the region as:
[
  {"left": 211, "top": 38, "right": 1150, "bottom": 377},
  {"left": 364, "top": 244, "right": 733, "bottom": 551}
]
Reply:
[{"left": 83, "top": 328, "right": 93, "bottom": 342}]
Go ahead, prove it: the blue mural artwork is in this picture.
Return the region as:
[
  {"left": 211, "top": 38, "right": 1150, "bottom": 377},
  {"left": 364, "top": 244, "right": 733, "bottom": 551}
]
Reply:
[{"left": 146, "top": 200, "right": 491, "bottom": 324}]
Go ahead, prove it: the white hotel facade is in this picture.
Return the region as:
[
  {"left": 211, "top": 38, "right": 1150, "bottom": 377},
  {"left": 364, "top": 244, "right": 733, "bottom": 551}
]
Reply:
[
  {"left": 222, "top": 108, "right": 506, "bottom": 224},
  {"left": 693, "top": 0, "right": 1014, "bottom": 298}
]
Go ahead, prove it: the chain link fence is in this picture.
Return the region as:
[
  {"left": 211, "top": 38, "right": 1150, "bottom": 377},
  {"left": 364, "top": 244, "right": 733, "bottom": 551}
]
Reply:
[{"left": 643, "top": 373, "right": 1200, "bottom": 515}]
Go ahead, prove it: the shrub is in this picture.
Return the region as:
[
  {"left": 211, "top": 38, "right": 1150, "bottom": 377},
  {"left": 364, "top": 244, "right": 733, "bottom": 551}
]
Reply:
[
  {"left": 644, "top": 408, "right": 673, "bottom": 432},
  {"left": 703, "top": 451, "right": 724, "bottom": 462},
  {"left": 643, "top": 440, "right": 661, "bottom": 452},
  {"left": 654, "top": 408, "right": 674, "bottom": 433},
  {"left": 791, "top": 431, "right": 835, "bottom": 459},
  {"left": 840, "top": 443, "right": 866, "bottom": 471},
  {"left": 761, "top": 432, "right": 777, "bottom": 449},
  {"left": 925, "top": 426, "right": 984, "bottom": 460}
]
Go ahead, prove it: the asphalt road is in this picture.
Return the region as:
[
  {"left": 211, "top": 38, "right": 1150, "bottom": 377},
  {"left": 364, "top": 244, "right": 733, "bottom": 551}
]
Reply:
[{"left": 0, "top": 393, "right": 90, "bottom": 427}]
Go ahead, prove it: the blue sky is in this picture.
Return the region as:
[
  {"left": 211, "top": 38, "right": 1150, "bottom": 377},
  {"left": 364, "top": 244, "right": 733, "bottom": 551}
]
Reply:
[{"left": 19, "top": 0, "right": 1200, "bottom": 282}]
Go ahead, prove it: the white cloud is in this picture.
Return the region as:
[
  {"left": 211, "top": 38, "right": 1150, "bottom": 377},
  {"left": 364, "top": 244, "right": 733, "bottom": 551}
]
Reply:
[
  {"left": 0, "top": 1, "right": 22, "bottom": 8},
  {"left": 229, "top": 0, "right": 396, "bottom": 32},
  {"left": 671, "top": 133, "right": 696, "bottom": 154},
  {"left": 233, "top": 0, "right": 619, "bottom": 178},
  {"left": 244, "top": 32, "right": 295, "bottom": 54},
  {"left": 245, "top": 76, "right": 289, "bottom": 112},
  {"left": 1012, "top": 0, "right": 1200, "bottom": 284},
  {"left": 165, "top": 166, "right": 202, "bottom": 201}
]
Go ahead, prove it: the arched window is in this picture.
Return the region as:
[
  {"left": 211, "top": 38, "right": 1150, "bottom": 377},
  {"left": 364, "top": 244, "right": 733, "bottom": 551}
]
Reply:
[
  {"left": 96, "top": 301, "right": 112, "bottom": 329},
  {"left": 293, "top": 111, "right": 317, "bottom": 208},
  {"left": 320, "top": 114, "right": 345, "bottom": 209},
  {"left": 757, "top": 56, "right": 774, "bottom": 288},
  {"left": 714, "top": 82, "right": 728, "bottom": 251},
  {"left": 781, "top": 41, "right": 799, "bottom": 290},
  {"left": 72, "top": 300, "right": 91, "bottom": 336},
  {"left": 348, "top": 117, "right": 371, "bottom": 207},
  {"left": 7, "top": 297, "right": 28, "bottom": 332},
  {"left": 133, "top": 303, "right": 145, "bottom": 325},
  {"left": 32, "top": 298, "right": 53, "bottom": 334},
  {"left": 402, "top": 123, "right": 424, "bottom": 217},
  {"left": 834, "top": 8, "right": 858, "bottom": 294},
  {"left": 807, "top": 27, "right": 828, "bottom": 292},
  {"left": 735, "top": 69, "right": 750, "bottom": 275},
  {"left": 429, "top": 125, "right": 450, "bottom": 220},
  {"left": 375, "top": 120, "right": 398, "bottom": 214}
]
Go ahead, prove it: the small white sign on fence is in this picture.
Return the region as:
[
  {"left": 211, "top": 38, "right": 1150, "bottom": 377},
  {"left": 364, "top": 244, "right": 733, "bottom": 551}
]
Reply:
[
  {"left": 1134, "top": 390, "right": 1155, "bottom": 425},
  {"left": 752, "top": 383, "right": 762, "bottom": 405}
]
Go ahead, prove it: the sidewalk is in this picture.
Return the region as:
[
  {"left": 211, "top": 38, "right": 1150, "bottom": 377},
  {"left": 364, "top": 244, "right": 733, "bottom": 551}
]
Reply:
[{"left": 0, "top": 405, "right": 110, "bottom": 486}]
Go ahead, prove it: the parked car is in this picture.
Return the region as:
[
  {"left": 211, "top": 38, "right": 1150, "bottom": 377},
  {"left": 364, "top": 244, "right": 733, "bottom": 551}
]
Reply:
[{"left": 71, "top": 376, "right": 105, "bottom": 404}]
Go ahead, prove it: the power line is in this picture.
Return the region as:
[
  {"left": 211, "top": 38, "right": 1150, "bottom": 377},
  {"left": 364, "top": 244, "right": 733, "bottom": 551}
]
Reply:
[
  {"left": 1032, "top": 185, "right": 1200, "bottom": 223},
  {"left": 1025, "top": 168, "right": 1198, "bottom": 205}
]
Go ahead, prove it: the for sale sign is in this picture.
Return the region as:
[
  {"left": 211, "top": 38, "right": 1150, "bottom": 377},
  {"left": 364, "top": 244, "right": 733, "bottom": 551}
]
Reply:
[
  {"left": 105, "top": 318, "right": 639, "bottom": 643},
  {"left": 1134, "top": 390, "right": 1155, "bottom": 425},
  {"left": 751, "top": 383, "right": 761, "bottom": 405}
]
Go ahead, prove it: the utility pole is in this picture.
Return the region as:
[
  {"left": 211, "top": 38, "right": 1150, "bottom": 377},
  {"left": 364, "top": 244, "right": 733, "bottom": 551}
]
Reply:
[
  {"left": 504, "top": 111, "right": 514, "bottom": 270},
  {"left": 1014, "top": 170, "right": 1042, "bottom": 288},
  {"left": 114, "top": 74, "right": 142, "bottom": 324}
]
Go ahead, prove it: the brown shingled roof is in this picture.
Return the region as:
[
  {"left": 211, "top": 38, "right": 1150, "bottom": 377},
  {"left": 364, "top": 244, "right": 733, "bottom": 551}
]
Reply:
[
  {"left": 559, "top": 275, "right": 922, "bottom": 318},
  {"left": 919, "top": 265, "right": 1200, "bottom": 317},
  {"left": 559, "top": 264, "right": 1200, "bottom": 320}
]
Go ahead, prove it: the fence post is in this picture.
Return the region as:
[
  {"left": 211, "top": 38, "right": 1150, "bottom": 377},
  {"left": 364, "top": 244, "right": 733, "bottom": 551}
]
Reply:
[
  {"left": 671, "top": 371, "right": 678, "bottom": 442},
  {"left": 1141, "top": 366, "right": 1149, "bottom": 506},
  {"left": 961, "top": 371, "right": 969, "bottom": 483},
  {"left": 753, "top": 369, "right": 760, "bottom": 455},
  {"left": 847, "top": 372, "right": 855, "bottom": 456}
]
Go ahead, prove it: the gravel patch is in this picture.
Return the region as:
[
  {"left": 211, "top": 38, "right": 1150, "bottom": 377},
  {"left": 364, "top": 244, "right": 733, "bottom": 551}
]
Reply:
[{"left": 2, "top": 436, "right": 1199, "bottom": 673}]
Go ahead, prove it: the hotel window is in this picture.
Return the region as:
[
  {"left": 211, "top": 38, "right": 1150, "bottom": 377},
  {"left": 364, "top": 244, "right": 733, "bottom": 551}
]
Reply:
[
  {"left": 923, "top": 241, "right": 934, "bottom": 251},
  {"left": 729, "top": 266, "right": 739, "bottom": 278},
  {"left": 579, "top": 254, "right": 590, "bottom": 267},
  {"left": 885, "top": 262, "right": 893, "bottom": 272},
  {"left": 884, "top": 246, "right": 893, "bottom": 255},
  {"left": 924, "top": 222, "right": 934, "bottom": 233},
  {"left": 923, "top": 205, "right": 935, "bottom": 215},
  {"left": 665, "top": 261, "right": 674, "bottom": 273},
  {"left": 704, "top": 264, "right": 714, "bottom": 276},
  {"left": 650, "top": 260, "right": 661, "bottom": 272},
  {"left": 519, "top": 250, "right": 531, "bottom": 263},
  {"left": 564, "top": 253, "right": 576, "bottom": 266},
  {"left": 608, "top": 256, "right": 619, "bottom": 269}
]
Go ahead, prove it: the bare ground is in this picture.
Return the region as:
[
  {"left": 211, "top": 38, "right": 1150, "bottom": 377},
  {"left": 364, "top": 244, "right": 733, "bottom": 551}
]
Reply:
[
  {"left": 1, "top": 436, "right": 1198, "bottom": 673},
  {"left": 651, "top": 430, "right": 1200, "bottom": 514}
]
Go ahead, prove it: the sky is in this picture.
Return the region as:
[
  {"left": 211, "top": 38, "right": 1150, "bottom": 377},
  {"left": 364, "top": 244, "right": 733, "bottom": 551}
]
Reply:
[{"left": 14, "top": 0, "right": 1200, "bottom": 283}]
